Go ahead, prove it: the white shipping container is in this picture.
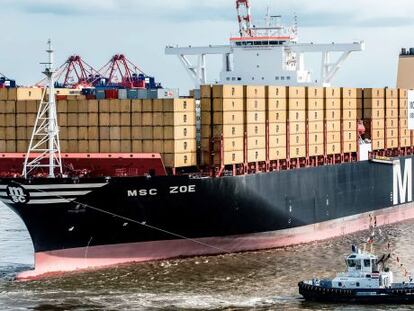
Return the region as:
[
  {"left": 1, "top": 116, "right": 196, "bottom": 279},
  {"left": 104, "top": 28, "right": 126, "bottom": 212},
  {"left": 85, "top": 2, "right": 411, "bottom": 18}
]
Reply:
[
  {"left": 157, "top": 88, "right": 179, "bottom": 99},
  {"left": 118, "top": 89, "right": 128, "bottom": 99}
]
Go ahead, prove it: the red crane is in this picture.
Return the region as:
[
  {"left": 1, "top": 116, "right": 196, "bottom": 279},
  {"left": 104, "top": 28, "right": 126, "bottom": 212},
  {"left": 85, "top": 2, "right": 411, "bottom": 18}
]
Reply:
[
  {"left": 97, "top": 54, "right": 149, "bottom": 89},
  {"left": 37, "top": 55, "right": 99, "bottom": 89}
]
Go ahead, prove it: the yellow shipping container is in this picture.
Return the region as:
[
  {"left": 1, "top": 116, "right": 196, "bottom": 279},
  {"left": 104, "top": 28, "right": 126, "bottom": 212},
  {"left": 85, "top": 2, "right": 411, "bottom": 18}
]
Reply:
[
  {"left": 308, "top": 99, "right": 324, "bottom": 110},
  {"left": 269, "top": 135, "right": 286, "bottom": 148},
  {"left": 308, "top": 121, "right": 324, "bottom": 133},
  {"left": 326, "top": 143, "right": 341, "bottom": 155},
  {"left": 268, "top": 110, "right": 287, "bottom": 123},
  {"left": 342, "top": 98, "right": 358, "bottom": 110},
  {"left": 386, "top": 118, "right": 399, "bottom": 129},
  {"left": 164, "top": 125, "right": 197, "bottom": 140},
  {"left": 343, "top": 141, "right": 357, "bottom": 153},
  {"left": 200, "top": 85, "right": 212, "bottom": 98},
  {"left": 162, "top": 98, "right": 196, "bottom": 113},
  {"left": 289, "top": 110, "right": 306, "bottom": 122},
  {"left": 247, "top": 136, "right": 266, "bottom": 149},
  {"left": 288, "top": 98, "right": 306, "bottom": 110},
  {"left": 163, "top": 112, "right": 196, "bottom": 126},
  {"left": 132, "top": 140, "right": 143, "bottom": 153},
  {"left": 8, "top": 88, "right": 43, "bottom": 101},
  {"left": 266, "top": 86, "right": 287, "bottom": 99},
  {"left": 309, "top": 133, "right": 324, "bottom": 145},
  {"left": 325, "top": 109, "right": 341, "bottom": 121},
  {"left": 213, "top": 98, "right": 244, "bottom": 112},
  {"left": 386, "top": 88, "right": 398, "bottom": 99},
  {"left": 342, "top": 88, "right": 358, "bottom": 99},
  {"left": 372, "top": 139, "right": 385, "bottom": 150},
  {"left": 290, "top": 146, "right": 306, "bottom": 158},
  {"left": 343, "top": 131, "right": 357, "bottom": 142},
  {"left": 288, "top": 87, "right": 306, "bottom": 99},
  {"left": 326, "top": 121, "right": 340, "bottom": 132},
  {"left": 325, "top": 99, "right": 341, "bottom": 109},
  {"left": 268, "top": 98, "right": 287, "bottom": 111},
  {"left": 385, "top": 109, "right": 398, "bottom": 118},
  {"left": 289, "top": 121, "right": 306, "bottom": 134},
  {"left": 323, "top": 87, "right": 340, "bottom": 99},
  {"left": 326, "top": 132, "right": 341, "bottom": 143},
  {"left": 213, "top": 111, "right": 244, "bottom": 125},
  {"left": 290, "top": 134, "right": 306, "bottom": 146},
  {"left": 307, "top": 110, "right": 324, "bottom": 122},
  {"left": 246, "top": 111, "right": 266, "bottom": 124},
  {"left": 386, "top": 128, "right": 398, "bottom": 138},
  {"left": 212, "top": 85, "right": 244, "bottom": 98},
  {"left": 244, "top": 85, "right": 266, "bottom": 99},
  {"left": 245, "top": 98, "right": 266, "bottom": 111},
  {"left": 307, "top": 87, "right": 324, "bottom": 99},
  {"left": 309, "top": 144, "right": 324, "bottom": 157},
  {"left": 343, "top": 120, "right": 357, "bottom": 133},
  {"left": 364, "top": 108, "right": 385, "bottom": 119},
  {"left": 269, "top": 123, "right": 287, "bottom": 135},
  {"left": 360, "top": 88, "right": 385, "bottom": 99},
  {"left": 246, "top": 124, "right": 265, "bottom": 137},
  {"left": 164, "top": 139, "right": 197, "bottom": 153},
  {"left": 342, "top": 109, "right": 357, "bottom": 120},
  {"left": 163, "top": 152, "right": 197, "bottom": 167},
  {"left": 131, "top": 99, "right": 142, "bottom": 113},
  {"left": 247, "top": 149, "right": 266, "bottom": 162},
  {"left": 269, "top": 147, "right": 287, "bottom": 160}
]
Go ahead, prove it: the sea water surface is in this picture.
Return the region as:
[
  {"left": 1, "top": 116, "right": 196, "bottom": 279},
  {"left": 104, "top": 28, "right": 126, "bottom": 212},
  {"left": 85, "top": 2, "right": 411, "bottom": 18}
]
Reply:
[{"left": 1, "top": 203, "right": 414, "bottom": 311}]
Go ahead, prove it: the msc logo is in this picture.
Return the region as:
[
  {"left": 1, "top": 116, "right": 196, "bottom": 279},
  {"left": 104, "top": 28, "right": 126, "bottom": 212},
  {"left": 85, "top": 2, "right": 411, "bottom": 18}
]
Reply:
[
  {"left": 6, "top": 185, "right": 30, "bottom": 204},
  {"left": 393, "top": 159, "right": 412, "bottom": 205}
]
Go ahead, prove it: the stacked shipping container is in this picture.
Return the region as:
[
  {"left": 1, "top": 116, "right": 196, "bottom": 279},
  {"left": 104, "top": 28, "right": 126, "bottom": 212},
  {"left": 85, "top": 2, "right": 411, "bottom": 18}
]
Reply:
[{"left": 267, "top": 86, "right": 287, "bottom": 160}]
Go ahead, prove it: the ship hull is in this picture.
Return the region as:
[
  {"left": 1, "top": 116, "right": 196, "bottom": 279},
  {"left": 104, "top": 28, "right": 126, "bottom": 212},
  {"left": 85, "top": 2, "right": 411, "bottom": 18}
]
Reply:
[{"left": 2, "top": 156, "right": 414, "bottom": 279}]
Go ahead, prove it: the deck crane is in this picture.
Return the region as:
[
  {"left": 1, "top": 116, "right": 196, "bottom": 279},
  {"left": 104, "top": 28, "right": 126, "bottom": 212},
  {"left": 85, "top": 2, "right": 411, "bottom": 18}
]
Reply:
[
  {"left": 96, "top": 54, "right": 160, "bottom": 89},
  {"left": 36, "top": 55, "right": 100, "bottom": 89}
]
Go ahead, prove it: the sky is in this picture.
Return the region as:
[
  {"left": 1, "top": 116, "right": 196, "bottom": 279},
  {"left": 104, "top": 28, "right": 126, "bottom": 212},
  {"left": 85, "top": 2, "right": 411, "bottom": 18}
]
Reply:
[{"left": 0, "top": 0, "right": 413, "bottom": 93}]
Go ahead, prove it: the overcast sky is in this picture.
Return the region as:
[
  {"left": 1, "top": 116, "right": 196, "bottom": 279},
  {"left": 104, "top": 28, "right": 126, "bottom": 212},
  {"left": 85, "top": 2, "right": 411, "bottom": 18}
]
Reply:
[{"left": 1, "top": 0, "right": 413, "bottom": 93}]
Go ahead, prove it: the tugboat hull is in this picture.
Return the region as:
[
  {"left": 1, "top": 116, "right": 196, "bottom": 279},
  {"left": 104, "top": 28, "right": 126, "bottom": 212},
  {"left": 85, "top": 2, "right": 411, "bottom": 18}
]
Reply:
[{"left": 299, "top": 282, "right": 414, "bottom": 304}]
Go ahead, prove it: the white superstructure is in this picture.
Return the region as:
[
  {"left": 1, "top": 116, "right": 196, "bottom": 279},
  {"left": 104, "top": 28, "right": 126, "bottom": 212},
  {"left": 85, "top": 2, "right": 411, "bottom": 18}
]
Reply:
[{"left": 166, "top": 0, "right": 364, "bottom": 88}]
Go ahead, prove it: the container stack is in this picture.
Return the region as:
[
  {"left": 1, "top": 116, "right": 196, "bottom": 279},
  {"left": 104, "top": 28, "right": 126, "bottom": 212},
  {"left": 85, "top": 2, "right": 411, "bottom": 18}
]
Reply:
[
  {"left": 288, "top": 87, "right": 306, "bottom": 159},
  {"left": 245, "top": 86, "right": 266, "bottom": 163},
  {"left": 385, "top": 89, "right": 399, "bottom": 149},
  {"left": 162, "top": 98, "right": 197, "bottom": 168},
  {"left": 399, "top": 89, "right": 410, "bottom": 147},
  {"left": 267, "top": 86, "right": 287, "bottom": 160},
  {"left": 341, "top": 88, "right": 358, "bottom": 153},
  {"left": 325, "top": 88, "right": 341, "bottom": 155},
  {"left": 306, "top": 87, "right": 324, "bottom": 157},
  {"left": 201, "top": 85, "right": 244, "bottom": 165},
  {"left": 362, "top": 88, "right": 385, "bottom": 150}
]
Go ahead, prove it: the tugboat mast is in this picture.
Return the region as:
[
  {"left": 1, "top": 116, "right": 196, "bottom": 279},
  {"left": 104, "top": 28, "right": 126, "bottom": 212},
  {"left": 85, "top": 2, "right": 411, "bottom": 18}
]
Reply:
[{"left": 23, "top": 39, "right": 62, "bottom": 178}]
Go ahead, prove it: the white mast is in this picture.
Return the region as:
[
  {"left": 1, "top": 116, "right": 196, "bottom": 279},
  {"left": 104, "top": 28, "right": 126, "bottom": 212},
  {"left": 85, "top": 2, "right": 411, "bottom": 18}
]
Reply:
[{"left": 23, "top": 39, "right": 63, "bottom": 178}]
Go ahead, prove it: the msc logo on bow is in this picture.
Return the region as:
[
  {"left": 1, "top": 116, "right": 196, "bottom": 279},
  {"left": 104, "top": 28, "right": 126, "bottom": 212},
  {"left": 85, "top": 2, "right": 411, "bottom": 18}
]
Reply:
[
  {"left": 6, "top": 185, "right": 30, "bottom": 204},
  {"left": 393, "top": 159, "right": 413, "bottom": 205}
]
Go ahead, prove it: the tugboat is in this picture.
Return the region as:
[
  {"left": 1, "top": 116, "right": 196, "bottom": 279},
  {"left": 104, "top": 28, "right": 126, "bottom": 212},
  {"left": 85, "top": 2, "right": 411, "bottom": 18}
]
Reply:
[{"left": 298, "top": 245, "right": 414, "bottom": 304}]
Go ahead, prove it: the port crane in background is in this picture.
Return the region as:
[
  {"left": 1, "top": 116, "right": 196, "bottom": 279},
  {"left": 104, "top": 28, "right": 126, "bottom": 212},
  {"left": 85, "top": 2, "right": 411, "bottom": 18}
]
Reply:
[
  {"left": 166, "top": 0, "right": 364, "bottom": 88},
  {"left": 36, "top": 55, "right": 100, "bottom": 89},
  {"left": 96, "top": 54, "right": 160, "bottom": 89},
  {"left": 0, "top": 72, "right": 16, "bottom": 88}
]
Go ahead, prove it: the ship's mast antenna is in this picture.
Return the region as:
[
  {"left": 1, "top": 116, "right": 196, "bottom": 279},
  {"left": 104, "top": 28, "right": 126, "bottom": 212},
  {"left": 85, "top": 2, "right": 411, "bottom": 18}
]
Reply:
[{"left": 23, "top": 39, "right": 63, "bottom": 178}]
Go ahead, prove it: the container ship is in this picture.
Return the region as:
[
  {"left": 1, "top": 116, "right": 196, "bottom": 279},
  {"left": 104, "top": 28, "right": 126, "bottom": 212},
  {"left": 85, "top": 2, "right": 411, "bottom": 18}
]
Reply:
[{"left": 1, "top": 0, "right": 414, "bottom": 280}]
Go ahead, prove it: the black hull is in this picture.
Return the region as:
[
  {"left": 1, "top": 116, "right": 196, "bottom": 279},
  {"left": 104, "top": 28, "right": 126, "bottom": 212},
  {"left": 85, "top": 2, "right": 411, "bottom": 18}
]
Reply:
[
  {"left": 298, "top": 282, "right": 414, "bottom": 304},
  {"left": 1, "top": 156, "right": 414, "bottom": 277}
]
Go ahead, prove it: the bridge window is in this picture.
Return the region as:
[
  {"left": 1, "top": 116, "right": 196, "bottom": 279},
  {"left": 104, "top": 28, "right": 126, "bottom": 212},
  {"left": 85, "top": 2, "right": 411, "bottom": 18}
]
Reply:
[
  {"left": 287, "top": 76, "right": 291, "bottom": 80},
  {"left": 237, "top": 77, "right": 242, "bottom": 81},
  {"left": 275, "top": 77, "right": 280, "bottom": 80},
  {"left": 281, "top": 77, "right": 285, "bottom": 80},
  {"left": 270, "top": 41, "right": 278, "bottom": 45},
  {"left": 226, "top": 77, "right": 230, "bottom": 81}
]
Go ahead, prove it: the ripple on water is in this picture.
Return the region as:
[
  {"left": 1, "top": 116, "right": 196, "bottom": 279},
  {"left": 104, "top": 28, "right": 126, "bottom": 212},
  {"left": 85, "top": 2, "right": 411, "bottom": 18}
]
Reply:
[{"left": 3, "top": 205, "right": 414, "bottom": 310}]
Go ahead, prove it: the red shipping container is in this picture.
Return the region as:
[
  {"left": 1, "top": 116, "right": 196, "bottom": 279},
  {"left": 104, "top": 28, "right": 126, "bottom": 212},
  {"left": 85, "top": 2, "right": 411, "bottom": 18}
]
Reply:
[{"left": 105, "top": 89, "right": 118, "bottom": 99}]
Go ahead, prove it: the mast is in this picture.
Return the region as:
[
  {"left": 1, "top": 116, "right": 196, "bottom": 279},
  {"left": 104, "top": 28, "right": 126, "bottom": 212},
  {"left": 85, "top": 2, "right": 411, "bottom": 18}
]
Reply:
[{"left": 23, "top": 39, "right": 63, "bottom": 178}]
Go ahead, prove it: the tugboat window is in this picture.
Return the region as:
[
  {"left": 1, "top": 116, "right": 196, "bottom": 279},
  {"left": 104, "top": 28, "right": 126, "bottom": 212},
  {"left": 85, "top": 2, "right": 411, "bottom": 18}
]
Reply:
[
  {"left": 347, "top": 259, "right": 356, "bottom": 267},
  {"left": 356, "top": 282, "right": 360, "bottom": 287},
  {"left": 338, "top": 282, "right": 342, "bottom": 287},
  {"left": 364, "top": 259, "right": 371, "bottom": 267},
  {"left": 356, "top": 260, "right": 362, "bottom": 270}
]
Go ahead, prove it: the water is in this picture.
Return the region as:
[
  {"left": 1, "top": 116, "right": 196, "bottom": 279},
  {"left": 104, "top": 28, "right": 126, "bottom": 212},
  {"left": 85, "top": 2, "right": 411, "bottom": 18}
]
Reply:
[{"left": 1, "top": 204, "right": 414, "bottom": 311}]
